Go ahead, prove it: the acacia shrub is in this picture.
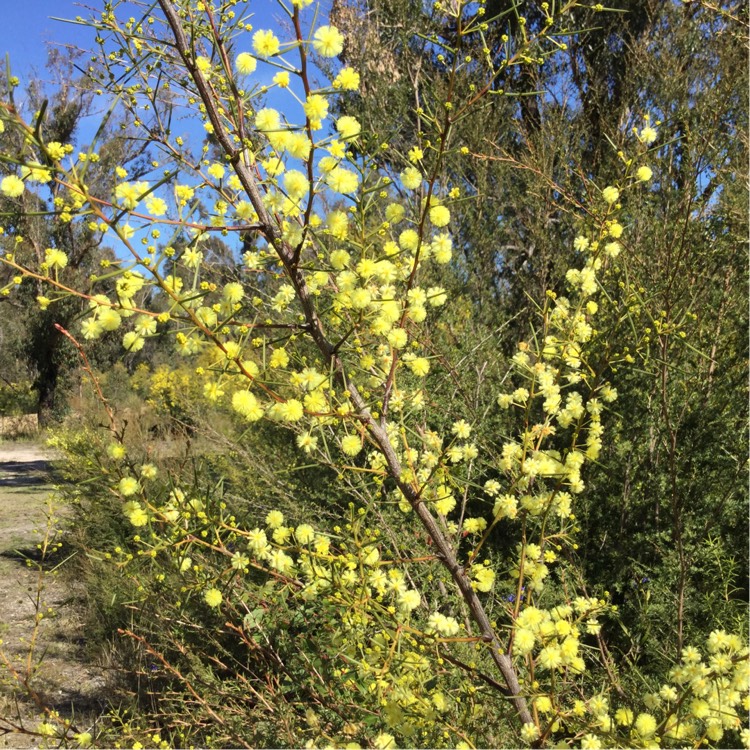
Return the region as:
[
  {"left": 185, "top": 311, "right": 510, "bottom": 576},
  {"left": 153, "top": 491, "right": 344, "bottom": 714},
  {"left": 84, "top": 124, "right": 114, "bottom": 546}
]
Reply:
[{"left": 0, "top": 0, "right": 747, "bottom": 748}]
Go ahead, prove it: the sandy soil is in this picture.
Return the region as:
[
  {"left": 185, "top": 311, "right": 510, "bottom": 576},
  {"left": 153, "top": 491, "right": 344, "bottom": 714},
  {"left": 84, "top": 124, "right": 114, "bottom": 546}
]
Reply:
[{"left": 0, "top": 442, "right": 108, "bottom": 747}]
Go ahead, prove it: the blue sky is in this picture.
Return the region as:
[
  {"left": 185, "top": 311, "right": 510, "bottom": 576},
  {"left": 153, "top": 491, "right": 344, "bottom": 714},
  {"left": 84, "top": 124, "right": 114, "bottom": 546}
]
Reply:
[
  {"left": 0, "top": 0, "right": 314, "bottom": 89},
  {"left": 2, "top": 0, "right": 319, "bottom": 136},
  {"left": 1, "top": 1, "right": 292, "bottom": 78},
  {"left": 1, "top": 1, "right": 94, "bottom": 82},
  {"left": 1, "top": 1, "right": 333, "bottom": 259}
]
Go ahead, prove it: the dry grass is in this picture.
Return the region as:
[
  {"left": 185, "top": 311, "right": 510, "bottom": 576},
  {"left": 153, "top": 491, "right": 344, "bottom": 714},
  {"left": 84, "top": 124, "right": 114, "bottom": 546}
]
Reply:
[{"left": 0, "top": 443, "right": 109, "bottom": 747}]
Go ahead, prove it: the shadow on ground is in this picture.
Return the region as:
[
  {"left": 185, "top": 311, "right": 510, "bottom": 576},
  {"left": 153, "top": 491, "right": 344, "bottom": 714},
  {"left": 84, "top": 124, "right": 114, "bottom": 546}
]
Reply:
[{"left": 0, "top": 461, "right": 56, "bottom": 488}]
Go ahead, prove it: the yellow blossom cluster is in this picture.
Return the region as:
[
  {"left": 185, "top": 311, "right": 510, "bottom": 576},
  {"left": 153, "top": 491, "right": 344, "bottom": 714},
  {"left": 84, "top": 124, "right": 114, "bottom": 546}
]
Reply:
[{"left": 1, "top": 2, "right": 745, "bottom": 747}]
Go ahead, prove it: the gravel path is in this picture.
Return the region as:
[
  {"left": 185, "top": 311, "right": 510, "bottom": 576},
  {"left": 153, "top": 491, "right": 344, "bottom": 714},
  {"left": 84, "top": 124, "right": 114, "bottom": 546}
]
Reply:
[{"left": 0, "top": 442, "right": 107, "bottom": 747}]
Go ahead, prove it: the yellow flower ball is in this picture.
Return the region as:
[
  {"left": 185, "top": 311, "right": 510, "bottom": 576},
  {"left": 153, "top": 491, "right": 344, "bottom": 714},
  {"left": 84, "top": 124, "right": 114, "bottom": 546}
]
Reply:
[
  {"left": 639, "top": 125, "right": 658, "bottom": 145},
  {"left": 235, "top": 52, "right": 257, "bottom": 75},
  {"left": 637, "top": 165, "right": 653, "bottom": 181},
  {"left": 204, "top": 588, "right": 223, "bottom": 608},
  {"left": 635, "top": 712, "right": 657, "bottom": 738},
  {"left": 336, "top": 115, "right": 361, "bottom": 140},
  {"left": 326, "top": 167, "right": 359, "bottom": 194},
  {"left": 341, "top": 435, "right": 363, "bottom": 456},
  {"left": 1, "top": 175, "right": 24, "bottom": 198},
  {"left": 333, "top": 67, "right": 360, "bottom": 90},
  {"left": 312, "top": 25, "right": 344, "bottom": 57},
  {"left": 303, "top": 94, "right": 329, "bottom": 122},
  {"left": 602, "top": 186, "right": 620, "bottom": 204},
  {"left": 223, "top": 282, "right": 244, "bottom": 303},
  {"left": 429, "top": 205, "right": 451, "bottom": 227},
  {"left": 45, "top": 248, "right": 68, "bottom": 269},
  {"left": 407, "top": 357, "right": 430, "bottom": 377},
  {"left": 232, "top": 390, "right": 264, "bottom": 421},
  {"left": 400, "top": 166, "right": 422, "bottom": 190},
  {"left": 253, "top": 29, "right": 280, "bottom": 57}
]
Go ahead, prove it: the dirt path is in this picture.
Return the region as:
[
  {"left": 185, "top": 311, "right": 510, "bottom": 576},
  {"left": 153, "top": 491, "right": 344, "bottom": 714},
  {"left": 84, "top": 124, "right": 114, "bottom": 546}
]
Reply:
[{"left": 0, "top": 442, "right": 107, "bottom": 747}]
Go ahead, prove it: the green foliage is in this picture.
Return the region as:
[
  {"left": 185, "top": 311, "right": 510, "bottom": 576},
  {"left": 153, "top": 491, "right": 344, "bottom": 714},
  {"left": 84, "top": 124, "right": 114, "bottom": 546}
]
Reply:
[
  {"left": 333, "top": 0, "right": 749, "bottom": 697},
  {"left": 0, "top": 0, "right": 746, "bottom": 748},
  {"left": 0, "top": 51, "right": 154, "bottom": 422},
  {"left": 0, "top": 380, "right": 37, "bottom": 415}
]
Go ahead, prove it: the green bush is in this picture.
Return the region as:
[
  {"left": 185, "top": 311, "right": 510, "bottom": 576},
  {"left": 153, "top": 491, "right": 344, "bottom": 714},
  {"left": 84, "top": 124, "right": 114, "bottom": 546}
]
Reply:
[{"left": 0, "top": 0, "right": 746, "bottom": 748}]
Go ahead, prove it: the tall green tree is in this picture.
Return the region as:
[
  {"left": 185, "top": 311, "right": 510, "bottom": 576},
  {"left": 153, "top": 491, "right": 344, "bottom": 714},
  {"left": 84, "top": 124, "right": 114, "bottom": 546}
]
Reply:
[
  {"left": 328, "top": 0, "right": 749, "bottom": 668},
  {"left": 0, "top": 50, "right": 152, "bottom": 422}
]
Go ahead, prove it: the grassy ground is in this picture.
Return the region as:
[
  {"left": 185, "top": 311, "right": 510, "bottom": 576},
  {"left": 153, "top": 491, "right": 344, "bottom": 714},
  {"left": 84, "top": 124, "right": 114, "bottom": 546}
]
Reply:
[{"left": 0, "top": 442, "right": 108, "bottom": 747}]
